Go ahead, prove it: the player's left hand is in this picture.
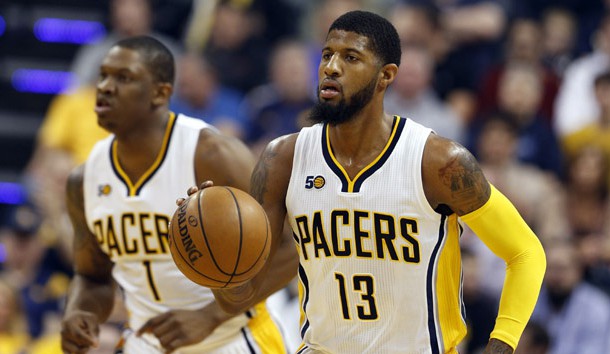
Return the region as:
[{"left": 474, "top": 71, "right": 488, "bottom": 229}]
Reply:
[{"left": 136, "top": 307, "right": 224, "bottom": 354}]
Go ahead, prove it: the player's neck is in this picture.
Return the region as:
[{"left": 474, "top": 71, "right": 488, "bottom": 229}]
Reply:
[
  {"left": 116, "top": 109, "right": 170, "bottom": 147},
  {"left": 328, "top": 111, "right": 393, "bottom": 177},
  {"left": 114, "top": 109, "right": 171, "bottom": 181}
]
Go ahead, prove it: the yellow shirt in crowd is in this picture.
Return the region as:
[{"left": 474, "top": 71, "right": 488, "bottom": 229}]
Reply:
[{"left": 37, "top": 86, "right": 109, "bottom": 164}]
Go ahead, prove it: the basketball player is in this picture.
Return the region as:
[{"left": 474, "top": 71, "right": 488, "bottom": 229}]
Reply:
[
  {"left": 60, "top": 36, "right": 286, "bottom": 354},
  {"left": 185, "top": 11, "right": 547, "bottom": 353}
]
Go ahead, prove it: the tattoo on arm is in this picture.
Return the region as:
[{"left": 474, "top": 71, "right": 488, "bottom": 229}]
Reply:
[
  {"left": 437, "top": 152, "right": 490, "bottom": 215},
  {"left": 484, "top": 339, "right": 514, "bottom": 354},
  {"left": 250, "top": 150, "right": 276, "bottom": 203}
]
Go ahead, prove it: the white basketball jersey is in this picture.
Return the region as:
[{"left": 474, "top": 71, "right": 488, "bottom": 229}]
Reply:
[
  {"left": 286, "top": 117, "right": 465, "bottom": 354},
  {"left": 83, "top": 113, "right": 251, "bottom": 352}
]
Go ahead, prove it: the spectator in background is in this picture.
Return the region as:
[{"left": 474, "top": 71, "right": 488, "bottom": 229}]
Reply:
[
  {"left": 434, "top": 0, "right": 508, "bottom": 124},
  {"left": 562, "top": 70, "right": 610, "bottom": 184},
  {"left": 0, "top": 201, "right": 72, "bottom": 340},
  {"left": 0, "top": 280, "right": 28, "bottom": 354},
  {"left": 388, "top": 2, "right": 459, "bottom": 119},
  {"left": 25, "top": 85, "right": 108, "bottom": 262},
  {"left": 509, "top": 0, "right": 603, "bottom": 57},
  {"left": 563, "top": 145, "right": 610, "bottom": 297},
  {"left": 170, "top": 53, "right": 246, "bottom": 138},
  {"left": 150, "top": 0, "right": 193, "bottom": 41},
  {"left": 564, "top": 145, "right": 609, "bottom": 238},
  {"left": 438, "top": 0, "right": 507, "bottom": 47},
  {"left": 70, "top": 0, "right": 183, "bottom": 89},
  {"left": 514, "top": 321, "right": 550, "bottom": 354},
  {"left": 30, "top": 88, "right": 108, "bottom": 168},
  {"left": 389, "top": 0, "right": 507, "bottom": 124},
  {"left": 389, "top": 1, "right": 444, "bottom": 53},
  {"left": 532, "top": 240, "right": 610, "bottom": 354},
  {"left": 184, "top": 0, "right": 302, "bottom": 62},
  {"left": 554, "top": 11, "right": 610, "bottom": 138},
  {"left": 477, "top": 18, "right": 560, "bottom": 126},
  {"left": 242, "top": 39, "right": 316, "bottom": 155},
  {"left": 182, "top": 0, "right": 220, "bottom": 52},
  {"left": 470, "top": 62, "right": 564, "bottom": 178},
  {"left": 384, "top": 44, "right": 465, "bottom": 143},
  {"left": 576, "top": 230, "right": 610, "bottom": 298},
  {"left": 474, "top": 114, "right": 568, "bottom": 243},
  {"left": 203, "top": 0, "right": 270, "bottom": 94},
  {"left": 541, "top": 7, "right": 578, "bottom": 78},
  {"left": 249, "top": 0, "right": 302, "bottom": 45},
  {"left": 0, "top": 200, "right": 123, "bottom": 354},
  {"left": 462, "top": 113, "right": 568, "bottom": 298}
]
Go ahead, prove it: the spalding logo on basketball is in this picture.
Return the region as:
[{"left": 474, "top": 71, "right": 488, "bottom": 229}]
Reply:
[{"left": 168, "top": 186, "right": 271, "bottom": 289}]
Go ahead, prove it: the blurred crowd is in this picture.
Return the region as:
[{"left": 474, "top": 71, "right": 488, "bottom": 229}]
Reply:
[{"left": 2, "top": 0, "right": 610, "bottom": 353}]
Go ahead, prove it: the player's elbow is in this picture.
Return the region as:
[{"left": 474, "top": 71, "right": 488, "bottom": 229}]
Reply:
[
  {"left": 510, "top": 237, "right": 547, "bottom": 283},
  {"left": 532, "top": 239, "right": 547, "bottom": 277},
  {"left": 212, "top": 286, "right": 257, "bottom": 316}
]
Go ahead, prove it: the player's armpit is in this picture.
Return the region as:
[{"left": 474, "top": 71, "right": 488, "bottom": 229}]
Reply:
[{"left": 460, "top": 185, "right": 546, "bottom": 350}]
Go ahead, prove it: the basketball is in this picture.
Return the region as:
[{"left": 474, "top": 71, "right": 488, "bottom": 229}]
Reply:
[{"left": 168, "top": 186, "right": 271, "bottom": 289}]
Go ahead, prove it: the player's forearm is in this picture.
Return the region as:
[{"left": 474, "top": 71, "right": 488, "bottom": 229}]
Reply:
[
  {"left": 491, "top": 242, "right": 545, "bottom": 348},
  {"left": 213, "top": 239, "right": 299, "bottom": 315},
  {"left": 461, "top": 185, "right": 546, "bottom": 349},
  {"left": 198, "top": 300, "right": 236, "bottom": 329},
  {"left": 64, "top": 274, "right": 116, "bottom": 322}
]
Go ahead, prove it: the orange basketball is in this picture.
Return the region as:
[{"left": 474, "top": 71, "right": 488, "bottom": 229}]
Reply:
[{"left": 168, "top": 186, "right": 271, "bottom": 289}]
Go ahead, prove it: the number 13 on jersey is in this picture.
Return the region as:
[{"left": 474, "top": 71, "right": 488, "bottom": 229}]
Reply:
[{"left": 335, "top": 272, "right": 379, "bottom": 321}]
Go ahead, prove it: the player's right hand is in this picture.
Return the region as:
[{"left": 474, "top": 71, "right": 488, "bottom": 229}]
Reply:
[
  {"left": 61, "top": 310, "right": 100, "bottom": 354},
  {"left": 176, "top": 180, "right": 214, "bottom": 206}
]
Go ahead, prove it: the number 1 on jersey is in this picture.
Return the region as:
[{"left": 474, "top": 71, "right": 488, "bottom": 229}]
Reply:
[
  {"left": 335, "top": 273, "right": 379, "bottom": 321},
  {"left": 143, "top": 260, "right": 161, "bottom": 301}
]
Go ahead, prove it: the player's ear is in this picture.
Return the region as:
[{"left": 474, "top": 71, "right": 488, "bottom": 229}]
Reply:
[
  {"left": 378, "top": 63, "right": 398, "bottom": 90},
  {"left": 152, "top": 82, "right": 173, "bottom": 106}
]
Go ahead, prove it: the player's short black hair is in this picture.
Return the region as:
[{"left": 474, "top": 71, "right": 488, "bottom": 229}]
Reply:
[
  {"left": 329, "top": 10, "right": 401, "bottom": 67},
  {"left": 114, "top": 35, "right": 175, "bottom": 85}
]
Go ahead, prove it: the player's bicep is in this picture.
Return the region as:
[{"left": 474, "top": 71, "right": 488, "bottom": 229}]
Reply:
[
  {"left": 66, "top": 166, "right": 113, "bottom": 282},
  {"left": 195, "top": 130, "right": 255, "bottom": 192},
  {"left": 422, "top": 134, "right": 491, "bottom": 216}
]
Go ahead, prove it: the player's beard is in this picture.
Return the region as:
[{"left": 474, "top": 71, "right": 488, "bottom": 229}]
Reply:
[{"left": 309, "top": 77, "right": 377, "bottom": 125}]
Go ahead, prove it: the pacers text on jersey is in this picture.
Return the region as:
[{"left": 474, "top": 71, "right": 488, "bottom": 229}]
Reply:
[
  {"left": 293, "top": 210, "right": 421, "bottom": 262},
  {"left": 92, "top": 212, "right": 170, "bottom": 258}
]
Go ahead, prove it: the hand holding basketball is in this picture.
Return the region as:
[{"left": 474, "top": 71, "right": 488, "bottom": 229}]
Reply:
[{"left": 169, "top": 186, "right": 271, "bottom": 289}]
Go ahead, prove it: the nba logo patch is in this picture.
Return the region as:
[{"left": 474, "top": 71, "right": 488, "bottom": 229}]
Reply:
[{"left": 98, "top": 184, "right": 112, "bottom": 196}]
